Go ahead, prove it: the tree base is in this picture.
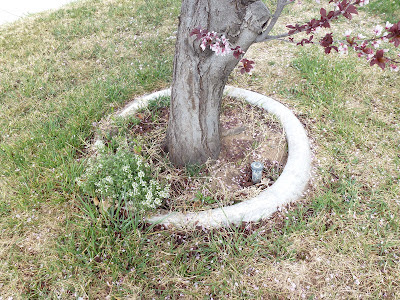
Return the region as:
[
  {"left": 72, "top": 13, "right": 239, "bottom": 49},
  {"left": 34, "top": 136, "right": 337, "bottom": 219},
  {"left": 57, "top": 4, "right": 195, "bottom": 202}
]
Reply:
[{"left": 117, "top": 86, "right": 312, "bottom": 228}]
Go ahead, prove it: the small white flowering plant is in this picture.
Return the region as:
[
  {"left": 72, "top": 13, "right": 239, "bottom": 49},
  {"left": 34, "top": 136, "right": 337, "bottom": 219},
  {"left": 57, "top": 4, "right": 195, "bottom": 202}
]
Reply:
[{"left": 76, "top": 140, "right": 170, "bottom": 216}]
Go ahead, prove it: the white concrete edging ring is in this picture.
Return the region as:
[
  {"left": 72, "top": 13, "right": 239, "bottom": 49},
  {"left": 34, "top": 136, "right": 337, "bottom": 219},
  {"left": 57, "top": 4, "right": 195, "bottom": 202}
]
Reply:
[{"left": 119, "top": 86, "right": 312, "bottom": 228}]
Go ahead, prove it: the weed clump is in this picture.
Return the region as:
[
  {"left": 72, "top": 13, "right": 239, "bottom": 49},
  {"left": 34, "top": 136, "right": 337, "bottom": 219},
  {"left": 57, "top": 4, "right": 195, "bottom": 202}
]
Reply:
[{"left": 76, "top": 140, "right": 170, "bottom": 217}]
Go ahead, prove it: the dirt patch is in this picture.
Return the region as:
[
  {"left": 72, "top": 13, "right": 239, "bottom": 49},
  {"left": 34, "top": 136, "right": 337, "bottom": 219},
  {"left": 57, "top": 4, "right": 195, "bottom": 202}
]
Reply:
[{"left": 208, "top": 98, "right": 287, "bottom": 192}]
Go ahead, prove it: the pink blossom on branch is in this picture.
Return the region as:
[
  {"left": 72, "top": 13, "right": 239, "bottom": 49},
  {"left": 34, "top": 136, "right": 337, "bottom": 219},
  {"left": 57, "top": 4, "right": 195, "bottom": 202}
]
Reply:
[
  {"left": 390, "top": 64, "right": 399, "bottom": 72},
  {"left": 286, "top": 0, "right": 359, "bottom": 54},
  {"left": 358, "top": 0, "right": 369, "bottom": 6},
  {"left": 210, "top": 35, "right": 231, "bottom": 56},
  {"left": 385, "top": 21, "right": 394, "bottom": 30},
  {"left": 341, "top": 21, "right": 400, "bottom": 70},
  {"left": 357, "top": 33, "right": 366, "bottom": 40},
  {"left": 373, "top": 25, "right": 383, "bottom": 36},
  {"left": 191, "top": 28, "right": 231, "bottom": 56},
  {"left": 285, "top": 1, "right": 400, "bottom": 70},
  {"left": 190, "top": 1, "right": 400, "bottom": 73},
  {"left": 371, "top": 40, "right": 381, "bottom": 49},
  {"left": 338, "top": 43, "right": 348, "bottom": 54},
  {"left": 190, "top": 27, "right": 252, "bottom": 73}
]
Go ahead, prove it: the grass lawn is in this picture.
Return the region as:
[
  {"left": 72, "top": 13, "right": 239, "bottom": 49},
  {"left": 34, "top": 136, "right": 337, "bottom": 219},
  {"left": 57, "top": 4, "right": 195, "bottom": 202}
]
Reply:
[{"left": 0, "top": 0, "right": 399, "bottom": 298}]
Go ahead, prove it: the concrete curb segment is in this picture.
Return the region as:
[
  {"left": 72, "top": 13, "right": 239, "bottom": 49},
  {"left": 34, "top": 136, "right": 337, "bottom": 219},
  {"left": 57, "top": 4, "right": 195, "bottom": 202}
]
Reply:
[{"left": 119, "top": 86, "right": 312, "bottom": 228}]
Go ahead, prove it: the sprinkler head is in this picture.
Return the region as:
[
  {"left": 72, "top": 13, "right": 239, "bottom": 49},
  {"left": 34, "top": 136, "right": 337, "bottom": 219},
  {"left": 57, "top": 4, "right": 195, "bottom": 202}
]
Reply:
[{"left": 251, "top": 161, "right": 264, "bottom": 184}]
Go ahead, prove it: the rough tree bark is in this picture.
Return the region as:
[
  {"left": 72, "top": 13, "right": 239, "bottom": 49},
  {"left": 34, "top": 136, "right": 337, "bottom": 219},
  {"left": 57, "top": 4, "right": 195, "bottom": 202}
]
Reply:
[{"left": 166, "top": 0, "right": 271, "bottom": 166}]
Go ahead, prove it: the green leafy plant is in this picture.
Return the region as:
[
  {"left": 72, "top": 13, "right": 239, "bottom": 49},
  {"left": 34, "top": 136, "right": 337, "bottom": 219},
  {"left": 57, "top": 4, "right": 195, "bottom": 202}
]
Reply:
[
  {"left": 76, "top": 140, "right": 170, "bottom": 217},
  {"left": 185, "top": 164, "right": 204, "bottom": 177},
  {"left": 195, "top": 191, "right": 217, "bottom": 204}
]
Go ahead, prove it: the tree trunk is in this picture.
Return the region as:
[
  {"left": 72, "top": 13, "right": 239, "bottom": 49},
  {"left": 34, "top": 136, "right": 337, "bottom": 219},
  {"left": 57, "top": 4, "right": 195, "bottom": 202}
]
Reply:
[{"left": 167, "top": 0, "right": 271, "bottom": 166}]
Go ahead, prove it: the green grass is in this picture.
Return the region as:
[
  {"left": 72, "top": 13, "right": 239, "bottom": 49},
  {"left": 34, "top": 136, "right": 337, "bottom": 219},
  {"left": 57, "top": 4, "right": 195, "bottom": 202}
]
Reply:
[
  {"left": 1, "top": 0, "right": 400, "bottom": 298},
  {"left": 364, "top": 0, "right": 400, "bottom": 23},
  {"left": 0, "top": 0, "right": 177, "bottom": 208}
]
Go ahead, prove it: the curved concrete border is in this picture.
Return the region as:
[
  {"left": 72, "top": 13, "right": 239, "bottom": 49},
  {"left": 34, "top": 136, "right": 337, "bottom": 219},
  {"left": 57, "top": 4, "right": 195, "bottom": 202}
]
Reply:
[{"left": 119, "top": 86, "right": 311, "bottom": 228}]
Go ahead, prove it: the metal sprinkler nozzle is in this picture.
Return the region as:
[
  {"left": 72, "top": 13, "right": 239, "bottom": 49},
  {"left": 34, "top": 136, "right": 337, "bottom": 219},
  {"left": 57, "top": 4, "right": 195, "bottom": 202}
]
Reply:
[{"left": 251, "top": 161, "right": 264, "bottom": 184}]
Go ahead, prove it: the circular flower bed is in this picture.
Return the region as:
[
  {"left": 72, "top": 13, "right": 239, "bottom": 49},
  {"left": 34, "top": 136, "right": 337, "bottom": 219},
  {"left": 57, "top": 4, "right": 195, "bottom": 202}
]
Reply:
[{"left": 118, "top": 86, "right": 312, "bottom": 228}]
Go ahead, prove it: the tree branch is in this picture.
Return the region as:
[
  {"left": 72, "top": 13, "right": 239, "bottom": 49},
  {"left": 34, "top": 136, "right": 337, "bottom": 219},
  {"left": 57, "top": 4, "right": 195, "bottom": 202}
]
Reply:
[
  {"left": 260, "top": 32, "right": 291, "bottom": 42},
  {"left": 256, "top": 0, "right": 361, "bottom": 43},
  {"left": 255, "top": 0, "right": 292, "bottom": 43}
]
